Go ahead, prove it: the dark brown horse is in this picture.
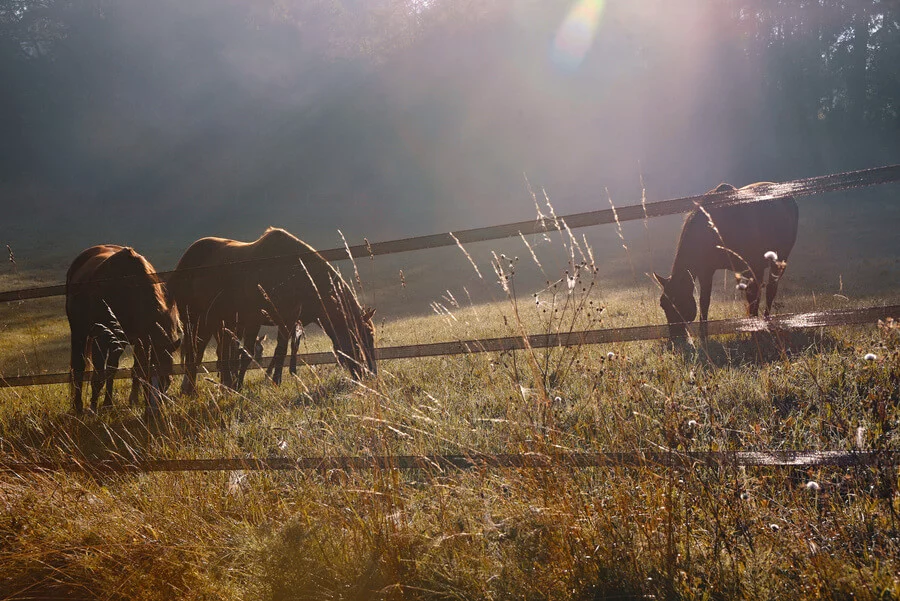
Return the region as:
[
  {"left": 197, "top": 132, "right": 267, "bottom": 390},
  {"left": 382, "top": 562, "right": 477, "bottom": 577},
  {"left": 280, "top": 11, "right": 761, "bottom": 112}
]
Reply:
[
  {"left": 66, "top": 245, "right": 181, "bottom": 414},
  {"left": 653, "top": 182, "right": 799, "bottom": 339},
  {"left": 167, "top": 227, "right": 376, "bottom": 395}
]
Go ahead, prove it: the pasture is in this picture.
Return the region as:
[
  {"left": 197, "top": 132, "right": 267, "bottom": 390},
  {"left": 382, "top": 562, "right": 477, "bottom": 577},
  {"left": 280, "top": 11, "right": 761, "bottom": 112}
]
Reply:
[{"left": 2, "top": 180, "right": 900, "bottom": 600}]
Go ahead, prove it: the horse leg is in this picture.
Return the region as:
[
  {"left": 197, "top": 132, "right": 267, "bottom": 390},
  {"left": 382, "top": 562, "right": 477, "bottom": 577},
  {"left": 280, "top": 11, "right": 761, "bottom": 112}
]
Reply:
[
  {"left": 69, "top": 329, "right": 88, "bottom": 415},
  {"left": 89, "top": 338, "right": 105, "bottom": 412},
  {"left": 698, "top": 271, "right": 714, "bottom": 341},
  {"left": 236, "top": 326, "right": 261, "bottom": 390},
  {"left": 129, "top": 368, "right": 141, "bottom": 407},
  {"left": 217, "top": 323, "right": 237, "bottom": 390},
  {"left": 764, "top": 261, "right": 787, "bottom": 318},
  {"left": 131, "top": 340, "right": 150, "bottom": 407},
  {"left": 103, "top": 347, "right": 123, "bottom": 410},
  {"left": 289, "top": 326, "right": 301, "bottom": 376},
  {"left": 180, "top": 319, "right": 199, "bottom": 396},
  {"left": 271, "top": 329, "right": 290, "bottom": 385},
  {"left": 745, "top": 265, "right": 763, "bottom": 317}
]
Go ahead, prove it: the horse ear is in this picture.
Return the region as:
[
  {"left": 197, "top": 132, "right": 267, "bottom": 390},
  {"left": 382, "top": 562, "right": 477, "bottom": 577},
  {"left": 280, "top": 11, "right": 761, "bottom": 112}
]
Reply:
[
  {"left": 362, "top": 307, "right": 376, "bottom": 322},
  {"left": 652, "top": 272, "right": 669, "bottom": 288}
]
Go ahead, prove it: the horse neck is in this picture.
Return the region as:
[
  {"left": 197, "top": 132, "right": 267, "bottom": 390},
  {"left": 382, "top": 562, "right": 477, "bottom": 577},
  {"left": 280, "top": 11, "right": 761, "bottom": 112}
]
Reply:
[{"left": 671, "top": 213, "right": 712, "bottom": 278}]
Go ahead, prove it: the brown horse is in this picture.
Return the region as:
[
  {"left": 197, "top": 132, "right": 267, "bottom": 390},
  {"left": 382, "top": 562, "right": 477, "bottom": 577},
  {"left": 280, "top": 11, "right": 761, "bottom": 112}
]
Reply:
[
  {"left": 66, "top": 245, "right": 181, "bottom": 414},
  {"left": 653, "top": 182, "right": 799, "bottom": 339},
  {"left": 167, "top": 227, "right": 376, "bottom": 395}
]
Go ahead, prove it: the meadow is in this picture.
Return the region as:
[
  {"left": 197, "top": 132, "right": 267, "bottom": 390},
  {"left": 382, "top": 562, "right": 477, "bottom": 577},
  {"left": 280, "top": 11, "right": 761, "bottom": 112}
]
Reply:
[{"left": 1, "top": 187, "right": 899, "bottom": 600}]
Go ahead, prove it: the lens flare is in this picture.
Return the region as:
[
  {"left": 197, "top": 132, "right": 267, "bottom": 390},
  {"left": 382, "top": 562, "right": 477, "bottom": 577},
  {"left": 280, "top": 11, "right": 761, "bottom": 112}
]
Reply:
[{"left": 552, "top": 0, "right": 606, "bottom": 71}]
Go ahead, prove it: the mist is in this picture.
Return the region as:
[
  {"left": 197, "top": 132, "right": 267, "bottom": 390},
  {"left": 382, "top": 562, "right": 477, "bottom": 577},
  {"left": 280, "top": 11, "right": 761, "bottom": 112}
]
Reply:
[{"left": 1, "top": 0, "right": 899, "bottom": 285}]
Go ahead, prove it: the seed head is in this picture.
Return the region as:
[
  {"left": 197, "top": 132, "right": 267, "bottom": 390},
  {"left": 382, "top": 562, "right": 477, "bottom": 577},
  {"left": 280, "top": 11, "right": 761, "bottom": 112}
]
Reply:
[
  {"left": 805, "top": 481, "right": 820, "bottom": 492},
  {"left": 864, "top": 353, "right": 877, "bottom": 362},
  {"left": 764, "top": 251, "right": 778, "bottom": 262}
]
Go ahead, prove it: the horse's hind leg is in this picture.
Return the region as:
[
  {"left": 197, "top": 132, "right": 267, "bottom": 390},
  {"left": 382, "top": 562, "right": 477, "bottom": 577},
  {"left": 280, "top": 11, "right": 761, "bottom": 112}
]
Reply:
[{"left": 69, "top": 329, "right": 89, "bottom": 414}]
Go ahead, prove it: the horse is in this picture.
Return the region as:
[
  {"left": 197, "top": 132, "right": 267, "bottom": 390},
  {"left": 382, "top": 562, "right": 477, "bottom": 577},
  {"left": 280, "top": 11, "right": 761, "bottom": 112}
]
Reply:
[
  {"left": 66, "top": 245, "right": 181, "bottom": 414},
  {"left": 653, "top": 182, "right": 799, "bottom": 339},
  {"left": 167, "top": 227, "right": 376, "bottom": 395}
]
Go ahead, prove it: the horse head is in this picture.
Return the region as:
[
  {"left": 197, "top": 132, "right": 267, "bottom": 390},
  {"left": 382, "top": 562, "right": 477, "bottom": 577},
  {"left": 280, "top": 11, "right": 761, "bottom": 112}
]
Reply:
[
  {"left": 322, "top": 301, "right": 377, "bottom": 380},
  {"left": 653, "top": 270, "right": 696, "bottom": 339},
  {"left": 149, "top": 314, "right": 182, "bottom": 401}
]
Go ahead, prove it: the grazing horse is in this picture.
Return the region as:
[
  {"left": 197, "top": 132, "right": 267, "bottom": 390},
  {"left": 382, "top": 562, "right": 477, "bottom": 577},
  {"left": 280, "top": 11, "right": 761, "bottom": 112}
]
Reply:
[
  {"left": 66, "top": 245, "right": 181, "bottom": 414},
  {"left": 653, "top": 182, "right": 799, "bottom": 339},
  {"left": 167, "top": 227, "right": 376, "bottom": 395}
]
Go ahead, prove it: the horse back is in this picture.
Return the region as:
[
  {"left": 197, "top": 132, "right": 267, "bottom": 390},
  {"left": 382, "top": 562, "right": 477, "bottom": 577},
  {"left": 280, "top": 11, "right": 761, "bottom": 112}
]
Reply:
[
  {"left": 66, "top": 245, "right": 167, "bottom": 335},
  {"left": 678, "top": 185, "right": 799, "bottom": 273}
]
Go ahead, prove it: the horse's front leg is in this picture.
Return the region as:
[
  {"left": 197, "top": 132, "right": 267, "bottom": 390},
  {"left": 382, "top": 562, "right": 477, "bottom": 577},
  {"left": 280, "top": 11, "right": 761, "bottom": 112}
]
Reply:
[
  {"left": 764, "top": 260, "right": 787, "bottom": 318},
  {"left": 217, "top": 323, "right": 239, "bottom": 390},
  {"left": 89, "top": 338, "right": 106, "bottom": 412},
  {"left": 267, "top": 328, "right": 289, "bottom": 385},
  {"left": 289, "top": 325, "right": 301, "bottom": 376},
  {"left": 236, "top": 326, "right": 261, "bottom": 390},
  {"left": 698, "top": 271, "right": 714, "bottom": 341},
  {"left": 745, "top": 264, "right": 763, "bottom": 318}
]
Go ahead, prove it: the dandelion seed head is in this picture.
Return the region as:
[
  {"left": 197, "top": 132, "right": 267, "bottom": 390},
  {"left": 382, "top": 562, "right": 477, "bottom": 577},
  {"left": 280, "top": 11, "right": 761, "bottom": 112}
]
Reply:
[
  {"left": 687, "top": 419, "right": 699, "bottom": 429},
  {"left": 737, "top": 282, "right": 748, "bottom": 290},
  {"left": 764, "top": 251, "right": 778, "bottom": 262},
  {"left": 769, "top": 523, "right": 780, "bottom": 532},
  {"left": 805, "top": 481, "right": 820, "bottom": 492},
  {"left": 607, "top": 351, "right": 615, "bottom": 360},
  {"left": 864, "top": 353, "right": 877, "bottom": 362}
]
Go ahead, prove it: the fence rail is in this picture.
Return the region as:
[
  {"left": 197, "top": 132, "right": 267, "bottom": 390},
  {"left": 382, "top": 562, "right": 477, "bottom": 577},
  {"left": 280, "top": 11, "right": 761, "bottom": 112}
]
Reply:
[
  {"left": 3, "top": 450, "right": 898, "bottom": 475},
  {"left": 3, "top": 163, "right": 899, "bottom": 304},
  {"left": 3, "top": 304, "right": 896, "bottom": 389}
]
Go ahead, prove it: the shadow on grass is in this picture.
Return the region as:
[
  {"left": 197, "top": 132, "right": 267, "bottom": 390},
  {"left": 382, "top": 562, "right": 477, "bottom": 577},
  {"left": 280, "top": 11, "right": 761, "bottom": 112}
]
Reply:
[
  {"left": 673, "top": 327, "right": 845, "bottom": 368},
  {"left": 2, "top": 407, "right": 154, "bottom": 464}
]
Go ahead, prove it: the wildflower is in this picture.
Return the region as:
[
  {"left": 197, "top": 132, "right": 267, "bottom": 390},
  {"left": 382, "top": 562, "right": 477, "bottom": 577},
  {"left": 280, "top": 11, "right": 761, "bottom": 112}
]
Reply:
[
  {"left": 228, "top": 471, "right": 248, "bottom": 495},
  {"left": 864, "top": 353, "right": 877, "bottom": 362},
  {"left": 764, "top": 251, "right": 778, "bottom": 262},
  {"left": 805, "top": 481, "right": 820, "bottom": 492}
]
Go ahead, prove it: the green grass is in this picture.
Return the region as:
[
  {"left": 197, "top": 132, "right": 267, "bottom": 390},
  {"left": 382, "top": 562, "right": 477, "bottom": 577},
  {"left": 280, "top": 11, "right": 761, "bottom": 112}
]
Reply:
[
  {"left": 2, "top": 265, "right": 899, "bottom": 599},
  {"left": 2, "top": 203, "right": 900, "bottom": 599}
]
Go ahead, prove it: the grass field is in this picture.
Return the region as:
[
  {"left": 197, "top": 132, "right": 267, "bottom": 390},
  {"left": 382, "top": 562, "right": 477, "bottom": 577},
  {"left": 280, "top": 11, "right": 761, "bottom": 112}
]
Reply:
[{"left": 1, "top": 190, "right": 900, "bottom": 599}]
